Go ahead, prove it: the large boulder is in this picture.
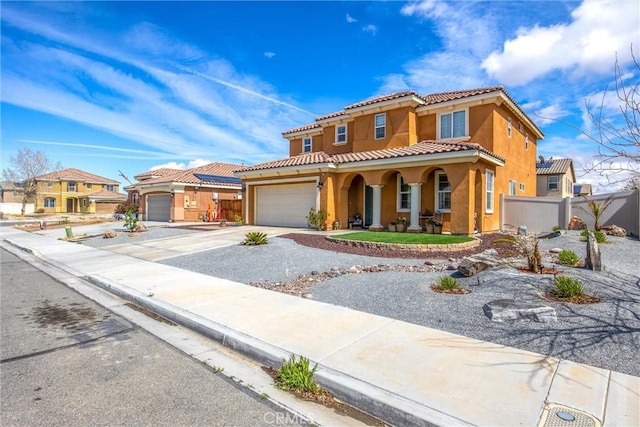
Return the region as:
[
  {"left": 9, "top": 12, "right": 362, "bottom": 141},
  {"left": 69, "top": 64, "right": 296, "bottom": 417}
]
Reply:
[
  {"left": 483, "top": 299, "right": 557, "bottom": 322},
  {"left": 601, "top": 224, "right": 626, "bottom": 237},
  {"left": 568, "top": 216, "right": 587, "bottom": 230},
  {"left": 103, "top": 230, "right": 117, "bottom": 239},
  {"left": 457, "top": 249, "right": 503, "bottom": 277},
  {"left": 585, "top": 231, "right": 602, "bottom": 271}
]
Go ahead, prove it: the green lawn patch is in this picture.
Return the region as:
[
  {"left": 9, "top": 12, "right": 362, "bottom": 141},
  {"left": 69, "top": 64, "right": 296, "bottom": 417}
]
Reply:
[{"left": 332, "top": 231, "right": 473, "bottom": 245}]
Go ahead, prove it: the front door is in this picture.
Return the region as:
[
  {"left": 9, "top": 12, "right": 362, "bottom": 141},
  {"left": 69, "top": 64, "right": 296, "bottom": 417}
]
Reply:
[
  {"left": 364, "top": 185, "right": 373, "bottom": 227},
  {"left": 66, "top": 198, "right": 75, "bottom": 213}
]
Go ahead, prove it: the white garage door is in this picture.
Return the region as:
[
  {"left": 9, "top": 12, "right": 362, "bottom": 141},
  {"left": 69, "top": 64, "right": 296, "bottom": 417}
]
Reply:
[
  {"left": 146, "top": 195, "right": 171, "bottom": 222},
  {"left": 256, "top": 183, "right": 317, "bottom": 227}
]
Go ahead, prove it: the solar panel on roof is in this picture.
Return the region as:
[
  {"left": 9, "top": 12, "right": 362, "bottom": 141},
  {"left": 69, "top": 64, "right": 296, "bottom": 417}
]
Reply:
[
  {"left": 194, "top": 173, "right": 242, "bottom": 184},
  {"left": 536, "top": 162, "right": 554, "bottom": 168}
]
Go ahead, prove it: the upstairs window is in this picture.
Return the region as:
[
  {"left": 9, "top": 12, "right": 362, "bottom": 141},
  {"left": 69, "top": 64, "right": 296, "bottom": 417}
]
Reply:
[
  {"left": 509, "top": 180, "right": 517, "bottom": 195},
  {"left": 397, "top": 175, "right": 411, "bottom": 211},
  {"left": 374, "top": 113, "right": 386, "bottom": 139},
  {"left": 525, "top": 134, "right": 529, "bottom": 150},
  {"left": 68, "top": 182, "right": 77, "bottom": 192},
  {"left": 435, "top": 171, "right": 451, "bottom": 211},
  {"left": 440, "top": 110, "right": 466, "bottom": 139},
  {"left": 507, "top": 117, "right": 512, "bottom": 138},
  {"left": 44, "top": 198, "right": 55, "bottom": 208},
  {"left": 486, "top": 170, "right": 495, "bottom": 213},
  {"left": 519, "top": 183, "right": 525, "bottom": 191},
  {"left": 336, "top": 125, "right": 347, "bottom": 144},
  {"left": 86, "top": 183, "right": 92, "bottom": 189},
  {"left": 302, "top": 137, "right": 312, "bottom": 153},
  {"left": 548, "top": 176, "right": 559, "bottom": 191},
  {"left": 106, "top": 184, "right": 115, "bottom": 192}
]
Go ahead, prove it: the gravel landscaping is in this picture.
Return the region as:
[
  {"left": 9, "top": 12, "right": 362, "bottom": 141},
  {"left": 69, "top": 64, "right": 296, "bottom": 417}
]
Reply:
[{"left": 85, "top": 226, "right": 639, "bottom": 376}]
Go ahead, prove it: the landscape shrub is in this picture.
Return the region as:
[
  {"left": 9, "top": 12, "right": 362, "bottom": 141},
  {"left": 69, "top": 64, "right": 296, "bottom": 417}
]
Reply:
[
  {"left": 553, "top": 275, "right": 584, "bottom": 299},
  {"left": 306, "top": 208, "right": 329, "bottom": 231},
  {"left": 437, "top": 276, "right": 459, "bottom": 290},
  {"left": 580, "top": 229, "right": 606, "bottom": 243},
  {"left": 276, "top": 355, "right": 322, "bottom": 394},
  {"left": 556, "top": 249, "right": 580, "bottom": 266},
  {"left": 243, "top": 231, "right": 268, "bottom": 246}
]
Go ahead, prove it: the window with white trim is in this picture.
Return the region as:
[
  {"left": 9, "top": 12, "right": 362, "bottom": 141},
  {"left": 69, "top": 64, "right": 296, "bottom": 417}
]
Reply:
[
  {"left": 518, "top": 122, "right": 524, "bottom": 132},
  {"left": 335, "top": 125, "right": 347, "bottom": 144},
  {"left": 435, "top": 171, "right": 451, "bottom": 211},
  {"left": 486, "top": 170, "right": 494, "bottom": 213},
  {"left": 397, "top": 175, "right": 410, "bottom": 211},
  {"left": 525, "top": 133, "right": 529, "bottom": 150},
  {"left": 44, "top": 198, "right": 55, "bottom": 208},
  {"left": 82, "top": 199, "right": 88, "bottom": 208},
  {"left": 509, "top": 180, "right": 517, "bottom": 195},
  {"left": 68, "top": 182, "right": 77, "bottom": 192},
  {"left": 302, "top": 137, "right": 312, "bottom": 153},
  {"left": 548, "top": 176, "right": 558, "bottom": 191},
  {"left": 507, "top": 117, "right": 512, "bottom": 137},
  {"left": 374, "top": 114, "right": 386, "bottom": 139},
  {"left": 86, "top": 183, "right": 92, "bottom": 189},
  {"left": 519, "top": 183, "right": 525, "bottom": 191},
  {"left": 440, "top": 110, "right": 466, "bottom": 139},
  {"left": 106, "top": 184, "right": 115, "bottom": 192}
]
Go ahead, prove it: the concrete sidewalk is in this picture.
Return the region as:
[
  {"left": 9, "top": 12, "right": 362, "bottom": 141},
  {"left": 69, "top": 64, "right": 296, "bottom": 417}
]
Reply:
[{"left": 1, "top": 227, "right": 638, "bottom": 427}]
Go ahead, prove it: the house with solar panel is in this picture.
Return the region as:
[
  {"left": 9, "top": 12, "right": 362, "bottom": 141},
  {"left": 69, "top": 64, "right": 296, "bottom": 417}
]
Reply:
[
  {"left": 535, "top": 157, "right": 576, "bottom": 198},
  {"left": 126, "top": 163, "right": 245, "bottom": 222},
  {"left": 235, "top": 86, "right": 544, "bottom": 235}
]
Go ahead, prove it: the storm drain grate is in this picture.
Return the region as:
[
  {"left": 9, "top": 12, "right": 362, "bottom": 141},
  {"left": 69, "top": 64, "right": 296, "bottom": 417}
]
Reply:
[{"left": 539, "top": 404, "right": 601, "bottom": 427}]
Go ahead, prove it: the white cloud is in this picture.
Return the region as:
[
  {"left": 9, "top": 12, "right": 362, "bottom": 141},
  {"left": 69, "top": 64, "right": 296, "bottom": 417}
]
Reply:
[
  {"left": 151, "top": 162, "right": 186, "bottom": 170},
  {"left": 482, "top": 1, "right": 640, "bottom": 86},
  {"left": 346, "top": 13, "right": 357, "bottom": 23},
  {"left": 264, "top": 51, "right": 276, "bottom": 59},
  {"left": 362, "top": 24, "right": 377, "bottom": 35}
]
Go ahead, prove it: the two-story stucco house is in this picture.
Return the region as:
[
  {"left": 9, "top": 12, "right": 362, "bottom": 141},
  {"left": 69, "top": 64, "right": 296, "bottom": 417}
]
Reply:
[
  {"left": 536, "top": 157, "right": 576, "bottom": 198},
  {"left": 35, "top": 168, "right": 126, "bottom": 214},
  {"left": 235, "top": 86, "right": 544, "bottom": 235}
]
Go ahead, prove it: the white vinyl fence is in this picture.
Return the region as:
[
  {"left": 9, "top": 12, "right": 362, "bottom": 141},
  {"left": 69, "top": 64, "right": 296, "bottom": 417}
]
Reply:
[
  {"left": 501, "top": 190, "right": 640, "bottom": 237},
  {"left": 0, "top": 202, "right": 35, "bottom": 215}
]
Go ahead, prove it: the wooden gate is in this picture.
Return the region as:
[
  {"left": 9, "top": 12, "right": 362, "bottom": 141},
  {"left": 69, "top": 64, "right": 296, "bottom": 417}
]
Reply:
[{"left": 219, "top": 200, "right": 242, "bottom": 221}]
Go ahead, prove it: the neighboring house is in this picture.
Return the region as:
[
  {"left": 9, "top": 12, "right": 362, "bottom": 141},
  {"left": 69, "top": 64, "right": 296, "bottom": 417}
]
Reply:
[
  {"left": 35, "top": 168, "right": 126, "bottom": 214},
  {"left": 573, "top": 183, "right": 593, "bottom": 196},
  {"left": 235, "top": 86, "right": 544, "bottom": 235},
  {"left": 0, "top": 181, "right": 29, "bottom": 203},
  {"left": 536, "top": 157, "right": 576, "bottom": 198},
  {"left": 126, "top": 162, "right": 245, "bottom": 222}
]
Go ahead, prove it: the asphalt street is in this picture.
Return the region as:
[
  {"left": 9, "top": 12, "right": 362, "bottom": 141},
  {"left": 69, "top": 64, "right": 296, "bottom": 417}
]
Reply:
[{"left": 0, "top": 248, "right": 303, "bottom": 427}]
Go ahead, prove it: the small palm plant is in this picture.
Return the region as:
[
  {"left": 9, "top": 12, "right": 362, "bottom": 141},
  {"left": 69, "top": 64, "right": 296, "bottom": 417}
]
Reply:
[
  {"left": 577, "top": 195, "right": 614, "bottom": 231},
  {"left": 494, "top": 234, "right": 542, "bottom": 273}
]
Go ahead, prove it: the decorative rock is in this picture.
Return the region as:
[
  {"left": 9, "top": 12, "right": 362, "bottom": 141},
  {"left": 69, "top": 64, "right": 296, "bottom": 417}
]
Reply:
[
  {"left": 103, "top": 230, "right": 117, "bottom": 239},
  {"left": 135, "top": 223, "right": 147, "bottom": 232},
  {"left": 302, "top": 293, "right": 313, "bottom": 299},
  {"left": 311, "top": 270, "right": 320, "bottom": 275},
  {"left": 457, "top": 249, "right": 503, "bottom": 277},
  {"left": 549, "top": 248, "right": 563, "bottom": 253},
  {"left": 568, "top": 216, "right": 587, "bottom": 230},
  {"left": 483, "top": 299, "right": 557, "bottom": 322},
  {"left": 518, "top": 225, "right": 528, "bottom": 235},
  {"left": 601, "top": 224, "right": 626, "bottom": 237},
  {"left": 585, "top": 231, "right": 602, "bottom": 271}
]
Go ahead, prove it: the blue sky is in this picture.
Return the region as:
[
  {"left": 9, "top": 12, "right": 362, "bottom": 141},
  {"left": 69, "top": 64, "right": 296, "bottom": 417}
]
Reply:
[{"left": 1, "top": 1, "right": 638, "bottom": 191}]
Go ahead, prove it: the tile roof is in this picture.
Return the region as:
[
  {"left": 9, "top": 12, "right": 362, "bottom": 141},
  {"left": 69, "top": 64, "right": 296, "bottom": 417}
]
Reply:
[
  {"left": 134, "top": 167, "right": 182, "bottom": 180},
  {"left": 536, "top": 158, "right": 573, "bottom": 175},
  {"left": 133, "top": 162, "right": 246, "bottom": 187},
  {"left": 283, "top": 85, "right": 541, "bottom": 138},
  {"left": 239, "top": 140, "right": 503, "bottom": 172},
  {"left": 36, "top": 168, "right": 120, "bottom": 184},
  {"left": 82, "top": 190, "right": 127, "bottom": 200}
]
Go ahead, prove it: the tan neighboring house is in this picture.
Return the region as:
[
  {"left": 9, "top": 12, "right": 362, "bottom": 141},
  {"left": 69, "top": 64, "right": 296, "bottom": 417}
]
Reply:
[
  {"left": 236, "top": 86, "right": 544, "bottom": 235},
  {"left": 0, "top": 181, "right": 30, "bottom": 203},
  {"left": 126, "top": 162, "right": 245, "bottom": 222},
  {"left": 536, "top": 157, "right": 576, "bottom": 198},
  {"left": 573, "top": 183, "right": 593, "bottom": 196},
  {"left": 35, "top": 168, "right": 126, "bottom": 214}
]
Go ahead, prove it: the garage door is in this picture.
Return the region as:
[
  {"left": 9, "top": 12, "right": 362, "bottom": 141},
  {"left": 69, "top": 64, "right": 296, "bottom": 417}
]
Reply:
[
  {"left": 256, "top": 183, "right": 316, "bottom": 227},
  {"left": 146, "top": 195, "right": 171, "bottom": 222}
]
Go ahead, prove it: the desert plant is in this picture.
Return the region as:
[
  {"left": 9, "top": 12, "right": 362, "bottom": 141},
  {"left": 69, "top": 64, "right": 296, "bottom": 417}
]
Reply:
[
  {"left": 437, "top": 276, "right": 459, "bottom": 290},
  {"left": 552, "top": 225, "right": 561, "bottom": 232},
  {"left": 552, "top": 275, "right": 584, "bottom": 299},
  {"left": 494, "top": 234, "right": 542, "bottom": 273},
  {"left": 556, "top": 249, "right": 581, "bottom": 266},
  {"left": 234, "top": 214, "right": 243, "bottom": 223},
  {"left": 124, "top": 208, "right": 138, "bottom": 231},
  {"left": 580, "top": 229, "right": 607, "bottom": 243},
  {"left": 243, "top": 231, "right": 268, "bottom": 245},
  {"left": 115, "top": 202, "right": 139, "bottom": 215},
  {"left": 577, "top": 195, "right": 614, "bottom": 231},
  {"left": 306, "top": 208, "right": 329, "bottom": 231},
  {"left": 275, "top": 355, "right": 322, "bottom": 394}
]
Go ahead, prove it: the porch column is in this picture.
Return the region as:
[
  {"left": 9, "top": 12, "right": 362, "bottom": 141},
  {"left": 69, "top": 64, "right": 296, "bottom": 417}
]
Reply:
[
  {"left": 369, "top": 185, "right": 384, "bottom": 231},
  {"left": 408, "top": 183, "right": 422, "bottom": 233}
]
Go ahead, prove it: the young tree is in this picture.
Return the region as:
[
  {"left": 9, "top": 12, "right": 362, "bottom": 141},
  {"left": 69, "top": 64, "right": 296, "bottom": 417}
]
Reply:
[
  {"left": 581, "top": 45, "right": 639, "bottom": 187},
  {"left": 2, "top": 148, "right": 62, "bottom": 216}
]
